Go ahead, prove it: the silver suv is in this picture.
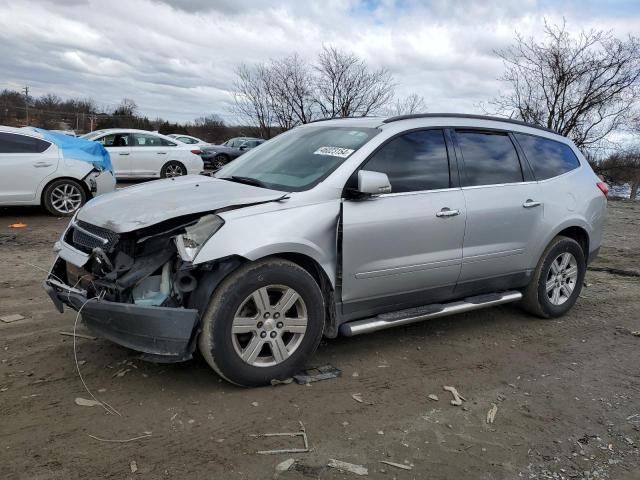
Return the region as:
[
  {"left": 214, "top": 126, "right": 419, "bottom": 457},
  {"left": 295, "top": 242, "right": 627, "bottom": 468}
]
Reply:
[{"left": 45, "top": 114, "right": 608, "bottom": 386}]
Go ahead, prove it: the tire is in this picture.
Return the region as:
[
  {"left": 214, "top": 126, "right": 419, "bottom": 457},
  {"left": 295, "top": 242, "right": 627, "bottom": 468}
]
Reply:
[
  {"left": 160, "top": 161, "right": 187, "bottom": 178},
  {"left": 42, "top": 178, "right": 87, "bottom": 216},
  {"left": 198, "top": 258, "right": 325, "bottom": 387},
  {"left": 213, "top": 154, "right": 229, "bottom": 170},
  {"left": 521, "top": 236, "right": 586, "bottom": 318}
]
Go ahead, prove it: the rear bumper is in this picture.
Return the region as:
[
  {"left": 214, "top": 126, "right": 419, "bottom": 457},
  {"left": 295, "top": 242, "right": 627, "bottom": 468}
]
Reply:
[{"left": 44, "top": 275, "right": 199, "bottom": 361}]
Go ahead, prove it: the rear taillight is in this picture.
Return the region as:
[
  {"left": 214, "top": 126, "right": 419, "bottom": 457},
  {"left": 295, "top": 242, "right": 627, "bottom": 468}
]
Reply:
[
  {"left": 191, "top": 149, "right": 202, "bottom": 155},
  {"left": 596, "top": 182, "right": 609, "bottom": 198}
]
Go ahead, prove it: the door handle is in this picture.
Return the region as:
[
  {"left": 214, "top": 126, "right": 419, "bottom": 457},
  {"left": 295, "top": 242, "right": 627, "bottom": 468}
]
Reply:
[
  {"left": 522, "top": 199, "right": 541, "bottom": 208},
  {"left": 118, "top": 152, "right": 130, "bottom": 156},
  {"left": 33, "top": 162, "right": 53, "bottom": 168},
  {"left": 157, "top": 152, "right": 167, "bottom": 155},
  {"left": 436, "top": 208, "right": 461, "bottom": 218}
]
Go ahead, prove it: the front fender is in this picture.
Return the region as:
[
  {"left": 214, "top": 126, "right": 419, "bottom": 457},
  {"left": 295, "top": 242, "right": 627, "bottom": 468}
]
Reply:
[{"left": 193, "top": 200, "right": 341, "bottom": 287}]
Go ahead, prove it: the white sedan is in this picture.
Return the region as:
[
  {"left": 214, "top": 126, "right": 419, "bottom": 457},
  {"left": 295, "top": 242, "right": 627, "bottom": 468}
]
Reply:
[
  {"left": 0, "top": 126, "right": 115, "bottom": 216},
  {"left": 167, "top": 133, "right": 210, "bottom": 146},
  {"left": 82, "top": 129, "right": 204, "bottom": 179}
]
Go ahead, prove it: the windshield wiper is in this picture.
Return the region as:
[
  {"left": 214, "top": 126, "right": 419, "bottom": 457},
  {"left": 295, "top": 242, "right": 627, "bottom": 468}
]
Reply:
[{"left": 220, "top": 176, "right": 268, "bottom": 188}]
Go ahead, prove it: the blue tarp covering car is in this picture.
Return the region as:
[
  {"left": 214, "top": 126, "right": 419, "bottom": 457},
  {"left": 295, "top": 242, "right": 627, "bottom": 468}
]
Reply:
[{"left": 26, "top": 128, "right": 113, "bottom": 173}]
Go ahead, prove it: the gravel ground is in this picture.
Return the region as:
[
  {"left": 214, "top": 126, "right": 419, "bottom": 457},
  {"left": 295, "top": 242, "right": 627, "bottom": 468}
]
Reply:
[{"left": 0, "top": 200, "right": 638, "bottom": 479}]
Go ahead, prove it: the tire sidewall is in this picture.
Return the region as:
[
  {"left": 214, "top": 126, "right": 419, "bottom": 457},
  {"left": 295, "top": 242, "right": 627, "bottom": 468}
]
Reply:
[
  {"left": 200, "top": 260, "right": 325, "bottom": 387},
  {"left": 44, "top": 179, "right": 87, "bottom": 216},
  {"left": 536, "top": 238, "right": 586, "bottom": 317}
]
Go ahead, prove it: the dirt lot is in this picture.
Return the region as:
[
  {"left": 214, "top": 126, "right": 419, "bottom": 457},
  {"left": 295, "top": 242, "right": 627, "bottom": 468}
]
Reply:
[{"left": 1, "top": 201, "right": 639, "bottom": 480}]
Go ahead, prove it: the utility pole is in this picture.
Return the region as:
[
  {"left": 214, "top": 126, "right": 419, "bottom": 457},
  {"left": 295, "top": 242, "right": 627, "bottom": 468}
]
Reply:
[{"left": 22, "top": 86, "right": 29, "bottom": 125}]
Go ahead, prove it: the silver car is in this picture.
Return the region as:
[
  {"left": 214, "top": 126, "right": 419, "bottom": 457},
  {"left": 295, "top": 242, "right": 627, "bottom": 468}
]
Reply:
[{"left": 45, "top": 114, "right": 607, "bottom": 386}]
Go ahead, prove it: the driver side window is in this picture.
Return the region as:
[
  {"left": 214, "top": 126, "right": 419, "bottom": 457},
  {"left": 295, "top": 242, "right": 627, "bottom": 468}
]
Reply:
[{"left": 362, "top": 129, "right": 451, "bottom": 193}]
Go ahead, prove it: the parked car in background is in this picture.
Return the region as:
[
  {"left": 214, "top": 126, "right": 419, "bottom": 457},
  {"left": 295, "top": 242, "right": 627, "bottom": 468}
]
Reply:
[
  {"left": 45, "top": 114, "right": 607, "bottom": 386},
  {"left": 167, "top": 134, "right": 210, "bottom": 147},
  {"left": 81, "top": 129, "right": 203, "bottom": 179},
  {"left": 200, "top": 137, "right": 265, "bottom": 169},
  {"left": 0, "top": 126, "right": 115, "bottom": 216}
]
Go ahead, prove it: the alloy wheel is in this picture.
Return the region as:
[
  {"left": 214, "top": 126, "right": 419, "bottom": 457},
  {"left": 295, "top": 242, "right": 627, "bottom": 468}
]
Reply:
[
  {"left": 545, "top": 252, "right": 578, "bottom": 306},
  {"left": 50, "top": 183, "right": 83, "bottom": 214},
  {"left": 165, "top": 164, "right": 185, "bottom": 177},
  {"left": 231, "top": 285, "right": 308, "bottom": 367}
]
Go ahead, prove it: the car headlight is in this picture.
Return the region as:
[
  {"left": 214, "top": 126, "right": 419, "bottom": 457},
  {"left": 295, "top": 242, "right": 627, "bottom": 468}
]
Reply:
[{"left": 174, "top": 214, "right": 224, "bottom": 262}]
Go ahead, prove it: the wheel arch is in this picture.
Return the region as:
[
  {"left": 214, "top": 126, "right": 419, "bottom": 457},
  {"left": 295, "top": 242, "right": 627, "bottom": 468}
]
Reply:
[{"left": 555, "top": 225, "right": 589, "bottom": 259}]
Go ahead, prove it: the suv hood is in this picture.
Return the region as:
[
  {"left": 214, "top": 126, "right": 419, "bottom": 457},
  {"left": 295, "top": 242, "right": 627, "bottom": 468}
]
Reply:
[{"left": 77, "top": 176, "right": 285, "bottom": 233}]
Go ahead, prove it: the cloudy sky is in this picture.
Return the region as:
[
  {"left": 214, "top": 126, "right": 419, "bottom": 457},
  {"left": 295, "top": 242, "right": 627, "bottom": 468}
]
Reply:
[{"left": 0, "top": 0, "right": 638, "bottom": 123}]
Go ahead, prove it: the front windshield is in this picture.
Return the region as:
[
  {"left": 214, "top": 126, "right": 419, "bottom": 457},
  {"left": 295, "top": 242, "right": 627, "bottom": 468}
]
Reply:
[{"left": 215, "top": 126, "right": 379, "bottom": 191}]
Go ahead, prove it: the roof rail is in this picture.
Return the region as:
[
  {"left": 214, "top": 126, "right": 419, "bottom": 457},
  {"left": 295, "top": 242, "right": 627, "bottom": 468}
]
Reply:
[
  {"left": 307, "top": 115, "right": 382, "bottom": 124},
  {"left": 381, "top": 113, "right": 558, "bottom": 135}
]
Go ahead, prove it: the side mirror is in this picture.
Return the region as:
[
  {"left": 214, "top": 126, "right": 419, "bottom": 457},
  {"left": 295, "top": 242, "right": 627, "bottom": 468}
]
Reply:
[{"left": 357, "top": 170, "right": 392, "bottom": 196}]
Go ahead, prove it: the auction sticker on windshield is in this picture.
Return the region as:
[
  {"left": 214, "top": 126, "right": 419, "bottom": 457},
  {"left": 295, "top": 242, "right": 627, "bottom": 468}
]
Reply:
[{"left": 313, "top": 146, "right": 355, "bottom": 158}]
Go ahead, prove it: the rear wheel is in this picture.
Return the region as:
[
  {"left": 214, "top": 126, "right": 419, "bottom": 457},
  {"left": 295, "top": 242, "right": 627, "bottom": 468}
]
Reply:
[
  {"left": 161, "top": 161, "right": 187, "bottom": 178},
  {"left": 213, "top": 154, "right": 229, "bottom": 170},
  {"left": 198, "top": 258, "right": 325, "bottom": 386},
  {"left": 43, "top": 179, "right": 87, "bottom": 216},
  {"left": 521, "top": 236, "right": 586, "bottom": 318}
]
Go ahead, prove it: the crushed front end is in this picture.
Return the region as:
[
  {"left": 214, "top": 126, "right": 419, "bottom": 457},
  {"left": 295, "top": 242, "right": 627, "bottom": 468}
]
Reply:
[{"left": 44, "top": 213, "right": 227, "bottom": 362}]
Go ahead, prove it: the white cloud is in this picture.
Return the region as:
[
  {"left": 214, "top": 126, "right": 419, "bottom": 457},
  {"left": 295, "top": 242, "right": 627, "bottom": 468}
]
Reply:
[{"left": 0, "top": 0, "right": 638, "bottom": 122}]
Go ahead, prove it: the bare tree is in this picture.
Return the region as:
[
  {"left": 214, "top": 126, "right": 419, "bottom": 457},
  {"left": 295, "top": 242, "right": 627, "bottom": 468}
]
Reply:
[
  {"left": 314, "top": 45, "right": 395, "bottom": 118},
  {"left": 388, "top": 93, "right": 427, "bottom": 116},
  {"left": 230, "top": 64, "right": 273, "bottom": 139},
  {"left": 599, "top": 150, "right": 640, "bottom": 199},
  {"left": 265, "top": 54, "right": 316, "bottom": 128},
  {"left": 114, "top": 98, "right": 138, "bottom": 117},
  {"left": 491, "top": 21, "right": 640, "bottom": 150}
]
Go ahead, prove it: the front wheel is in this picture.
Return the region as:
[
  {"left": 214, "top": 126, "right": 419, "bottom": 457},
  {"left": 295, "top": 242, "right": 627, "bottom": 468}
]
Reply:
[
  {"left": 521, "top": 236, "right": 586, "bottom": 318},
  {"left": 43, "top": 179, "right": 87, "bottom": 216},
  {"left": 198, "top": 258, "right": 325, "bottom": 387}
]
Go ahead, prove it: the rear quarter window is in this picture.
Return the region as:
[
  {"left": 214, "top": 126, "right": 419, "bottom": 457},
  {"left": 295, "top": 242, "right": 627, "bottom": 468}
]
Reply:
[
  {"left": 0, "top": 132, "right": 50, "bottom": 153},
  {"left": 513, "top": 133, "right": 580, "bottom": 180}
]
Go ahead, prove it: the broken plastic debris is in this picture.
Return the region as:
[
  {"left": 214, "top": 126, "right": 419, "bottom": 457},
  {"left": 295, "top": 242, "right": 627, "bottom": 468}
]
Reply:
[
  {"left": 275, "top": 458, "right": 295, "bottom": 473},
  {"left": 293, "top": 364, "right": 341, "bottom": 384},
  {"left": 486, "top": 403, "right": 498, "bottom": 424},
  {"left": 443, "top": 386, "right": 466, "bottom": 406},
  {"left": 75, "top": 397, "right": 103, "bottom": 407},
  {"left": 327, "top": 459, "right": 368, "bottom": 476},
  {"left": 0, "top": 314, "right": 25, "bottom": 323},
  {"left": 8, "top": 223, "right": 27, "bottom": 229},
  {"left": 428, "top": 394, "right": 439, "bottom": 401},
  {"left": 379, "top": 461, "right": 412, "bottom": 471},
  {"left": 270, "top": 377, "right": 293, "bottom": 386},
  {"left": 351, "top": 393, "right": 364, "bottom": 403}
]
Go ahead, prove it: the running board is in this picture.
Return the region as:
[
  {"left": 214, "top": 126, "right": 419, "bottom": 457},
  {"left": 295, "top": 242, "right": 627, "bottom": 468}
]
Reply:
[{"left": 339, "top": 291, "right": 523, "bottom": 337}]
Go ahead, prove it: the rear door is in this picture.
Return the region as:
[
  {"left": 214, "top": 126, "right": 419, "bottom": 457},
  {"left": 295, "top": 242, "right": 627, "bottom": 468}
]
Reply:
[
  {"left": 452, "top": 129, "right": 543, "bottom": 289},
  {"left": 0, "top": 132, "right": 57, "bottom": 203},
  {"left": 130, "top": 132, "right": 178, "bottom": 177},
  {"left": 341, "top": 129, "right": 466, "bottom": 317}
]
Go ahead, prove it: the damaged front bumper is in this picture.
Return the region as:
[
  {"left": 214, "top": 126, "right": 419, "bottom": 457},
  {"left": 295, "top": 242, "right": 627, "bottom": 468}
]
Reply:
[{"left": 45, "top": 248, "right": 200, "bottom": 361}]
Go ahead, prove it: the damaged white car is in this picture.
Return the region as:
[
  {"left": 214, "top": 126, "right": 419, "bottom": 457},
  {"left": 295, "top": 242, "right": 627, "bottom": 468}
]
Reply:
[{"left": 45, "top": 114, "right": 606, "bottom": 386}]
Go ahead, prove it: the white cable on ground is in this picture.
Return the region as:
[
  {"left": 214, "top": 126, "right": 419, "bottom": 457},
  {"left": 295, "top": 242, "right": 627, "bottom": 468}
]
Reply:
[{"left": 72, "top": 292, "right": 121, "bottom": 417}]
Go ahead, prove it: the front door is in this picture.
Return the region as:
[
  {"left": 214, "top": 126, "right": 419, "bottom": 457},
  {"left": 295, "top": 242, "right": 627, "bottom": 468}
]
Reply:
[
  {"left": 98, "top": 133, "right": 131, "bottom": 177},
  {"left": 452, "top": 130, "right": 544, "bottom": 287},
  {"left": 341, "top": 129, "right": 466, "bottom": 318},
  {"left": 0, "top": 132, "right": 57, "bottom": 203}
]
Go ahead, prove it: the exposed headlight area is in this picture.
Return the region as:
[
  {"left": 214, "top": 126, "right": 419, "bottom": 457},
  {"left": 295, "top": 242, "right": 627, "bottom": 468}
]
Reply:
[{"left": 174, "top": 214, "right": 224, "bottom": 262}]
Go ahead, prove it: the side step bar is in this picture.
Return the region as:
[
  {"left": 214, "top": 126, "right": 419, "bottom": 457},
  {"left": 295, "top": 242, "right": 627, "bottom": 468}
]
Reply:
[{"left": 339, "top": 291, "right": 523, "bottom": 337}]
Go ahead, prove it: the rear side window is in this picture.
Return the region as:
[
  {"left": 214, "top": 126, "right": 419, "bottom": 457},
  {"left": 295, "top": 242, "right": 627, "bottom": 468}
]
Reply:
[
  {"left": 513, "top": 133, "right": 580, "bottom": 180},
  {"left": 456, "top": 131, "right": 523, "bottom": 187},
  {"left": 363, "top": 129, "right": 450, "bottom": 193},
  {"left": 0, "top": 132, "right": 50, "bottom": 153}
]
